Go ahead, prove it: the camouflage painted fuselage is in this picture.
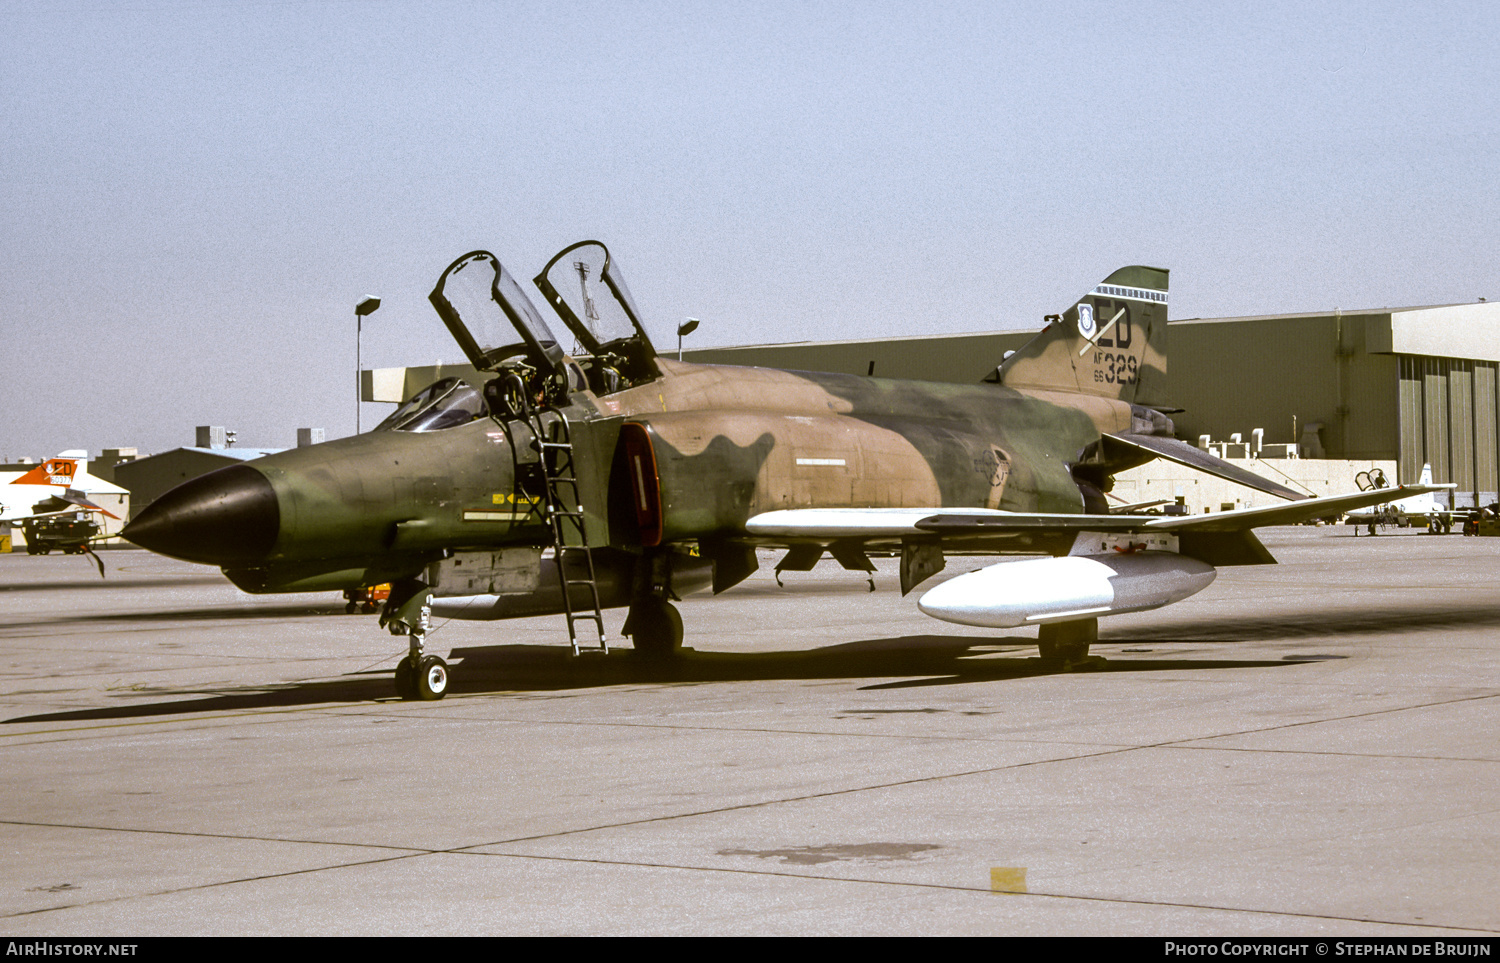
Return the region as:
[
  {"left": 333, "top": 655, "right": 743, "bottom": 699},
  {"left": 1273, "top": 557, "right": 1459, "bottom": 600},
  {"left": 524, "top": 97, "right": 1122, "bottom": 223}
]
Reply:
[
  {"left": 183, "top": 357, "right": 1134, "bottom": 594},
  {"left": 614, "top": 359, "right": 1129, "bottom": 535}
]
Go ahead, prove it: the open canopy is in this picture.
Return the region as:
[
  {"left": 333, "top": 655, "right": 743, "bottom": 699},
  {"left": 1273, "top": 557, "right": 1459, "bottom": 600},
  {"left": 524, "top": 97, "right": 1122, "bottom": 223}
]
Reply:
[
  {"left": 534, "top": 240, "right": 660, "bottom": 385},
  {"left": 428, "top": 251, "right": 566, "bottom": 376}
]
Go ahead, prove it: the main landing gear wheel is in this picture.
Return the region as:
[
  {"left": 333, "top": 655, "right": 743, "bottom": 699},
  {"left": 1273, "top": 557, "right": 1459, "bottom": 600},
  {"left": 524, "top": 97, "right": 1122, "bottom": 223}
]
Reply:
[
  {"left": 627, "top": 597, "right": 683, "bottom": 659},
  {"left": 1038, "top": 619, "right": 1103, "bottom": 671}
]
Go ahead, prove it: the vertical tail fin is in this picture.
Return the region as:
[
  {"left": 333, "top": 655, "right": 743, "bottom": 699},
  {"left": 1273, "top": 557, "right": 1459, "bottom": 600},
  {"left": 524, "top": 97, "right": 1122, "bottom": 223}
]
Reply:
[
  {"left": 1402, "top": 463, "right": 1439, "bottom": 514},
  {"left": 996, "top": 266, "right": 1170, "bottom": 407},
  {"left": 10, "top": 458, "right": 78, "bottom": 487}
]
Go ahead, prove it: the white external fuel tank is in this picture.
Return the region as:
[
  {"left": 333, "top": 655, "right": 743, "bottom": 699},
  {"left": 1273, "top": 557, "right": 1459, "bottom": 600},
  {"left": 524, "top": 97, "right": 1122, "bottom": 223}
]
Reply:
[{"left": 916, "top": 551, "right": 1217, "bottom": 628}]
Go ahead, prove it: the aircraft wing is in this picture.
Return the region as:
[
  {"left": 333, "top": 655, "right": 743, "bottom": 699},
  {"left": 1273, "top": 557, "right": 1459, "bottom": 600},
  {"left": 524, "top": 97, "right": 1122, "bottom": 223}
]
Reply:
[
  {"left": 1144, "top": 483, "right": 1454, "bottom": 532},
  {"left": 747, "top": 485, "right": 1452, "bottom": 539},
  {"left": 744, "top": 484, "right": 1455, "bottom": 582}
]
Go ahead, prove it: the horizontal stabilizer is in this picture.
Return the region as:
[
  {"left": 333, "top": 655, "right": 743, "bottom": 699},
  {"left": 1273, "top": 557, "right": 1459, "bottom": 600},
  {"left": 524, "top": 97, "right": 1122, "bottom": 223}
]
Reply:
[
  {"left": 61, "top": 489, "right": 117, "bottom": 519},
  {"left": 8, "top": 491, "right": 118, "bottom": 525},
  {"left": 1104, "top": 433, "right": 1308, "bottom": 501}
]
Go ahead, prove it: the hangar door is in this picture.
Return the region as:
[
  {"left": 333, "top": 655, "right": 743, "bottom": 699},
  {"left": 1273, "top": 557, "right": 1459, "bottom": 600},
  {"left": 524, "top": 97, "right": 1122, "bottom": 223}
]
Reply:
[{"left": 1399, "top": 355, "right": 1499, "bottom": 508}]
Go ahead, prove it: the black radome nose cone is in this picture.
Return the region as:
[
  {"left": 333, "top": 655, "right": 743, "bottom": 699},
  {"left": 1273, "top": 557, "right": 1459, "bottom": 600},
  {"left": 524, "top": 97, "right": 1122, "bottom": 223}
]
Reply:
[{"left": 123, "top": 464, "right": 279, "bottom": 565}]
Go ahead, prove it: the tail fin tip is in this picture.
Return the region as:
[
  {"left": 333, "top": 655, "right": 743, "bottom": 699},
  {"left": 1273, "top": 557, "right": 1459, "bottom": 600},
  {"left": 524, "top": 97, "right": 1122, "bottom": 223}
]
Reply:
[{"left": 997, "top": 265, "right": 1170, "bottom": 407}]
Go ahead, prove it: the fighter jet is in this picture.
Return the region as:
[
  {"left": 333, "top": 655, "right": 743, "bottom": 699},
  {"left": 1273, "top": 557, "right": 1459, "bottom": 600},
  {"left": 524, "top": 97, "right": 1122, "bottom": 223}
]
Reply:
[
  {"left": 1, "top": 458, "right": 116, "bottom": 524},
  {"left": 123, "top": 242, "right": 1444, "bottom": 699},
  {"left": 1346, "top": 464, "right": 1455, "bottom": 534}
]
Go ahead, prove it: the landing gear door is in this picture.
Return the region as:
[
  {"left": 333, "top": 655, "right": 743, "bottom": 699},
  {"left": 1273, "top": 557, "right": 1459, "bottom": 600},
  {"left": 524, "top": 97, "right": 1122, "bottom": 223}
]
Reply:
[
  {"left": 534, "top": 241, "right": 661, "bottom": 385},
  {"left": 429, "top": 250, "right": 567, "bottom": 377}
]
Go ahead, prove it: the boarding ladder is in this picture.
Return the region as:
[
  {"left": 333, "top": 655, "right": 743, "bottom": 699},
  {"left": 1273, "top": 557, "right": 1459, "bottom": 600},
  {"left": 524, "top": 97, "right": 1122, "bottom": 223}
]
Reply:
[{"left": 524, "top": 405, "right": 609, "bottom": 656}]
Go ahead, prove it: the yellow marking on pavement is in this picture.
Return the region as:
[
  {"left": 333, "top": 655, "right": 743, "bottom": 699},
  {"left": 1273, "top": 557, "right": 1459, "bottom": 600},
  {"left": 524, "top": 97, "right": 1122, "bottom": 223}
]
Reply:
[{"left": 990, "top": 867, "right": 1027, "bottom": 893}]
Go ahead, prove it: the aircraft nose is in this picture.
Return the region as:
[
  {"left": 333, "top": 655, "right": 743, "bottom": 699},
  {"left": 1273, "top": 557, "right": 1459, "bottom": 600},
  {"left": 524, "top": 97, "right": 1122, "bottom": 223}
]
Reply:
[{"left": 122, "top": 464, "right": 280, "bottom": 565}]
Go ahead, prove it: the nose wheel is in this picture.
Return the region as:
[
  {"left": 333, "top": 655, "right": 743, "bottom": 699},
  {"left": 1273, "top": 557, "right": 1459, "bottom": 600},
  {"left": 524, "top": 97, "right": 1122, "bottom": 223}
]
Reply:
[{"left": 394, "top": 654, "right": 449, "bottom": 701}]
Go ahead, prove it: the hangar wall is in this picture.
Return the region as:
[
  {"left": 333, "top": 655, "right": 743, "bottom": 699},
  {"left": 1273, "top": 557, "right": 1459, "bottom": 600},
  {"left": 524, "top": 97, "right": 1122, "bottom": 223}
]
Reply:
[
  {"left": 1164, "top": 313, "right": 1398, "bottom": 465},
  {"left": 1399, "top": 355, "right": 1500, "bottom": 504},
  {"left": 1166, "top": 305, "right": 1500, "bottom": 506}
]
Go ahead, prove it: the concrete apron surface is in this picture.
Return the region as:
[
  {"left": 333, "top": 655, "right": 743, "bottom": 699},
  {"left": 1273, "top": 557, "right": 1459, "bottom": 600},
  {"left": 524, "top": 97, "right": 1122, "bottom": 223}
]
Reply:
[{"left": 0, "top": 529, "right": 1495, "bottom": 936}]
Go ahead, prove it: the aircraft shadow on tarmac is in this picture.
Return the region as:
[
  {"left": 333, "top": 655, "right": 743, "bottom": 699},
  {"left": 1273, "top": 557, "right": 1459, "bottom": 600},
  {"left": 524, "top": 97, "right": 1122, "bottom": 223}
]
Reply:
[
  {"left": 1105, "top": 600, "right": 1500, "bottom": 642},
  {"left": 5, "top": 634, "right": 1301, "bottom": 724},
  {"left": 10, "top": 599, "right": 1499, "bottom": 724},
  {"left": 0, "top": 603, "right": 351, "bottom": 636},
  {"left": 0, "top": 576, "right": 233, "bottom": 594}
]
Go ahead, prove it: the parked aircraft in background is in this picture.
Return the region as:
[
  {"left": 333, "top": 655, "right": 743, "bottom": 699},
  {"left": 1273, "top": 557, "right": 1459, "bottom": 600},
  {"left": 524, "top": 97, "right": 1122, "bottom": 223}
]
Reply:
[
  {"left": 1, "top": 458, "right": 116, "bottom": 525},
  {"left": 123, "top": 243, "right": 1442, "bottom": 699},
  {"left": 1347, "top": 464, "right": 1457, "bottom": 534}
]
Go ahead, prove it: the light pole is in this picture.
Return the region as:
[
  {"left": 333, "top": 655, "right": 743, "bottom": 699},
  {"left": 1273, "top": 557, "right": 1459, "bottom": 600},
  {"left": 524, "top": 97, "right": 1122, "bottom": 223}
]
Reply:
[
  {"left": 355, "top": 296, "right": 381, "bottom": 434},
  {"left": 677, "top": 317, "right": 700, "bottom": 361}
]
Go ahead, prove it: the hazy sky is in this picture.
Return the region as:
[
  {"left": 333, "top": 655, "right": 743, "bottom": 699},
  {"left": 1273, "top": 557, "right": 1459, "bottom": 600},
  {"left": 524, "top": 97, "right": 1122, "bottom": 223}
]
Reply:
[{"left": 3, "top": 0, "right": 1496, "bottom": 458}]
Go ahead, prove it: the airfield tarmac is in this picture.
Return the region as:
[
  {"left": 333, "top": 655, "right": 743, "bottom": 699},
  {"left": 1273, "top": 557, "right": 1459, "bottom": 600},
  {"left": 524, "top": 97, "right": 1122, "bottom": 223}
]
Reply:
[{"left": 0, "top": 528, "right": 1496, "bottom": 937}]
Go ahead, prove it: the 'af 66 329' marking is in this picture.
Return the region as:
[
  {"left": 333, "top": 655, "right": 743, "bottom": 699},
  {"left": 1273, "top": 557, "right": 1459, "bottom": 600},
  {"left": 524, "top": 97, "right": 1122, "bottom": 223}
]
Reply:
[{"left": 1093, "top": 352, "right": 1138, "bottom": 385}]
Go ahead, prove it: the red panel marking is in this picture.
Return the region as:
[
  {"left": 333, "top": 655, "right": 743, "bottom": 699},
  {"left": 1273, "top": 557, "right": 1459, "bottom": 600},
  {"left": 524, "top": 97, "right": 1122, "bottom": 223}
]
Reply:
[{"left": 620, "top": 423, "right": 663, "bottom": 546}]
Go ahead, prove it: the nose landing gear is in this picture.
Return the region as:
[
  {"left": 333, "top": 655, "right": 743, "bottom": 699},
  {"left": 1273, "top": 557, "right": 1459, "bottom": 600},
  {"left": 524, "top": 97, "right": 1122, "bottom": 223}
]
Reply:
[{"left": 383, "top": 579, "right": 448, "bottom": 700}]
